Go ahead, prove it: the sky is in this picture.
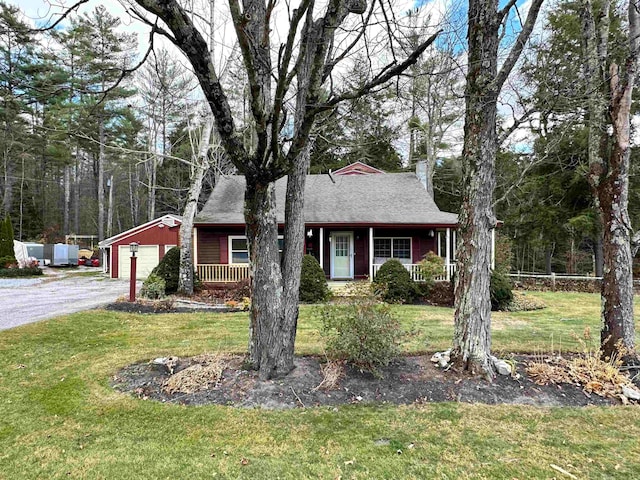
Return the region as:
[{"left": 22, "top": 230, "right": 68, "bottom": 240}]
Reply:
[{"left": 10, "top": 0, "right": 543, "bottom": 157}]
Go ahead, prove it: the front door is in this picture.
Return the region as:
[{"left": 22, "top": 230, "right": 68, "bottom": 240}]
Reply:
[{"left": 331, "top": 232, "right": 353, "bottom": 279}]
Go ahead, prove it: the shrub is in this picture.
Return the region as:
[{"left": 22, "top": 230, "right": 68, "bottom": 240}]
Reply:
[
  {"left": 490, "top": 272, "right": 513, "bottom": 311},
  {"left": 419, "top": 251, "right": 445, "bottom": 282},
  {"left": 417, "top": 251, "right": 445, "bottom": 296},
  {"left": 0, "top": 266, "right": 43, "bottom": 277},
  {"left": 372, "top": 259, "right": 418, "bottom": 303},
  {"left": 0, "top": 215, "right": 14, "bottom": 258},
  {"left": 224, "top": 278, "right": 251, "bottom": 302},
  {"left": 0, "top": 255, "right": 17, "bottom": 268},
  {"left": 494, "top": 233, "right": 513, "bottom": 275},
  {"left": 505, "top": 291, "right": 546, "bottom": 312},
  {"left": 299, "top": 254, "right": 330, "bottom": 303},
  {"left": 320, "top": 292, "right": 401, "bottom": 377},
  {"left": 150, "top": 246, "right": 180, "bottom": 294},
  {"left": 422, "top": 281, "right": 454, "bottom": 307},
  {"left": 140, "top": 273, "right": 166, "bottom": 299}
]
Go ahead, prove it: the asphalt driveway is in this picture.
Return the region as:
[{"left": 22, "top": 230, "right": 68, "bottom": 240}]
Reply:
[{"left": 0, "top": 269, "right": 134, "bottom": 331}]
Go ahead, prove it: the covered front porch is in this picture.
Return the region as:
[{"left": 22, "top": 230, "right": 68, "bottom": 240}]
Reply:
[{"left": 195, "top": 225, "right": 466, "bottom": 284}]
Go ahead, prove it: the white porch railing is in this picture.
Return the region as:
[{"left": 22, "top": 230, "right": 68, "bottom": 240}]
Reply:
[
  {"left": 372, "top": 263, "right": 455, "bottom": 282},
  {"left": 198, "top": 262, "right": 455, "bottom": 283},
  {"left": 197, "top": 264, "right": 250, "bottom": 283}
]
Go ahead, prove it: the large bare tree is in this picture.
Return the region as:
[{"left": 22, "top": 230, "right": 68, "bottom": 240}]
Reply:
[
  {"left": 452, "top": 0, "right": 543, "bottom": 376},
  {"left": 128, "top": 0, "right": 439, "bottom": 379},
  {"left": 581, "top": 0, "right": 639, "bottom": 359}
]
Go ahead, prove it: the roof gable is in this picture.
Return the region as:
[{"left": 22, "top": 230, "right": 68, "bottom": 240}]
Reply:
[
  {"left": 332, "top": 161, "right": 386, "bottom": 176},
  {"left": 98, "top": 214, "right": 182, "bottom": 247}
]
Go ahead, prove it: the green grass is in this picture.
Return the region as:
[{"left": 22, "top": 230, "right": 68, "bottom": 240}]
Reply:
[{"left": 1, "top": 291, "right": 639, "bottom": 479}]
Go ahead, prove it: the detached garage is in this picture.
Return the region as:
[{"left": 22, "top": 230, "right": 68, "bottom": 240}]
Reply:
[{"left": 99, "top": 215, "right": 182, "bottom": 279}]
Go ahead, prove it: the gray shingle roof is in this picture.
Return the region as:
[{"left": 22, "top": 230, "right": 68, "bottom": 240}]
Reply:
[{"left": 195, "top": 172, "right": 458, "bottom": 226}]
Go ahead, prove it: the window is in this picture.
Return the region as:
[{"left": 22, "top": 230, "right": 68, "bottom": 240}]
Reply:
[
  {"left": 374, "top": 238, "right": 391, "bottom": 259},
  {"left": 392, "top": 238, "right": 411, "bottom": 259},
  {"left": 228, "top": 235, "right": 284, "bottom": 264},
  {"left": 229, "top": 236, "right": 248, "bottom": 264},
  {"left": 373, "top": 237, "right": 412, "bottom": 264}
]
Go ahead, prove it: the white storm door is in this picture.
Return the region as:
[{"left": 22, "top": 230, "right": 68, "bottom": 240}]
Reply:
[{"left": 331, "top": 232, "right": 354, "bottom": 279}]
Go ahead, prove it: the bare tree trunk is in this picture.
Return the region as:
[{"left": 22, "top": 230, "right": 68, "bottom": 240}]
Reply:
[
  {"left": 128, "top": 163, "right": 140, "bottom": 227},
  {"left": 63, "top": 164, "right": 71, "bottom": 236},
  {"left": 18, "top": 157, "right": 24, "bottom": 239},
  {"left": 451, "top": 0, "right": 543, "bottom": 377},
  {"left": 97, "top": 118, "right": 105, "bottom": 241},
  {"left": 278, "top": 144, "right": 312, "bottom": 374},
  {"left": 451, "top": 0, "right": 500, "bottom": 377},
  {"left": 148, "top": 154, "right": 157, "bottom": 221},
  {"left": 73, "top": 149, "right": 80, "bottom": 234},
  {"left": 594, "top": 232, "right": 604, "bottom": 277},
  {"left": 600, "top": 137, "right": 635, "bottom": 356},
  {"left": 246, "top": 179, "right": 285, "bottom": 378},
  {"left": 178, "top": 118, "right": 213, "bottom": 295},
  {"left": 2, "top": 149, "right": 13, "bottom": 214},
  {"left": 599, "top": 58, "right": 637, "bottom": 357},
  {"left": 582, "top": 0, "right": 637, "bottom": 359},
  {"left": 545, "top": 246, "right": 553, "bottom": 274},
  {"left": 106, "top": 174, "right": 114, "bottom": 237}
]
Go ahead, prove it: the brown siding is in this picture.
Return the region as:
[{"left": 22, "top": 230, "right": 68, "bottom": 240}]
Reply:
[
  {"left": 354, "top": 228, "right": 368, "bottom": 278},
  {"left": 198, "top": 231, "right": 221, "bottom": 263}
]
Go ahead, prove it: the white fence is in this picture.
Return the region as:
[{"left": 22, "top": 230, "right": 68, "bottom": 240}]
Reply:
[{"left": 508, "top": 272, "right": 602, "bottom": 281}]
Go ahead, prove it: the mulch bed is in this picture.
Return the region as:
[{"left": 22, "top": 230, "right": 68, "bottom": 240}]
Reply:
[
  {"left": 104, "top": 301, "right": 243, "bottom": 314},
  {"left": 111, "top": 354, "right": 628, "bottom": 409}
]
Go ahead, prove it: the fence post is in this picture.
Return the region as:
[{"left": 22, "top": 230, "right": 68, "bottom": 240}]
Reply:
[{"left": 551, "top": 272, "right": 556, "bottom": 291}]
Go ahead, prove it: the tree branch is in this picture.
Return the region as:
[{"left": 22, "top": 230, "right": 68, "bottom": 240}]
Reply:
[
  {"left": 270, "top": 0, "right": 314, "bottom": 167},
  {"left": 632, "top": 230, "right": 640, "bottom": 257},
  {"left": 133, "top": 0, "right": 248, "bottom": 173},
  {"left": 30, "top": 0, "right": 89, "bottom": 32},
  {"left": 322, "top": 1, "right": 376, "bottom": 82},
  {"left": 497, "top": 0, "right": 518, "bottom": 24},
  {"left": 318, "top": 30, "right": 440, "bottom": 111},
  {"left": 228, "top": 0, "right": 269, "bottom": 138},
  {"left": 495, "top": 0, "right": 544, "bottom": 91}
]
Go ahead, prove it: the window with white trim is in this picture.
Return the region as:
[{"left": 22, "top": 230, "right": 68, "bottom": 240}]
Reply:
[
  {"left": 228, "top": 235, "right": 284, "bottom": 264},
  {"left": 373, "top": 237, "right": 412, "bottom": 264},
  {"left": 229, "top": 236, "right": 248, "bottom": 264}
]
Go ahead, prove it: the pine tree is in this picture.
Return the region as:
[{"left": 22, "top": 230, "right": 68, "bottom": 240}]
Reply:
[{"left": 0, "top": 215, "right": 15, "bottom": 258}]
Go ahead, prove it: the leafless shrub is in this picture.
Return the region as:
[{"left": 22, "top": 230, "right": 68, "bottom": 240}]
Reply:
[
  {"left": 526, "top": 328, "right": 635, "bottom": 400},
  {"left": 313, "top": 360, "right": 345, "bottom": 391},
  {"left": 163, "top": 353, "right": 227, "bottom": 394}
]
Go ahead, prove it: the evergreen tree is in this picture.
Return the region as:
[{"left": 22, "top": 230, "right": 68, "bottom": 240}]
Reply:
[
  {"left": 62, "top": 7, "right": 137, "bottom": 241},
  {"left": 0, "top": 215, "right": 14, "bottom": 258}
]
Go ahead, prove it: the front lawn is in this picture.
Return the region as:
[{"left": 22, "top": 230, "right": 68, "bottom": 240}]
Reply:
[{"left": 0, "top": 291, "right": 639, "bottom": 479}]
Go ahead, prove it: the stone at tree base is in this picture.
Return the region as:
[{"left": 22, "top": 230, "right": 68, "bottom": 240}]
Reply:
[
  {"left": 491, "top": 356, "right": 512, "bottom": 376},
  {"left": 431, "top": 349, "right": 451, "bottom": 368},
  {"left": 622, "top": 385, "right": 640, "bottom": 401},
  {"left": 151, "top": 356, "right": 179, "bottom": 374}
]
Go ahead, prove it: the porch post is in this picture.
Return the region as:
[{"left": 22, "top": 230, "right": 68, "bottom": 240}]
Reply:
[
  {"left": 437, "top": 231, "right": 441, "bottom": 257},
  {"left": 491, "top": 228, "right": 495, "bottom": 270},
  {"left": 319, "top": 227, "right": 324, "bottom": 270},
  {"left": 453, "top": 230, "right": 456, "bottom": 256},
  {"left": 193, "top": 227, "right": 199, "bottom": 268},
  {"left": 369, "top": 227, "right": 374, "bottom": 281},
  {"left": 446, "top": 227, "right": 451, "bottom": 281}
]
